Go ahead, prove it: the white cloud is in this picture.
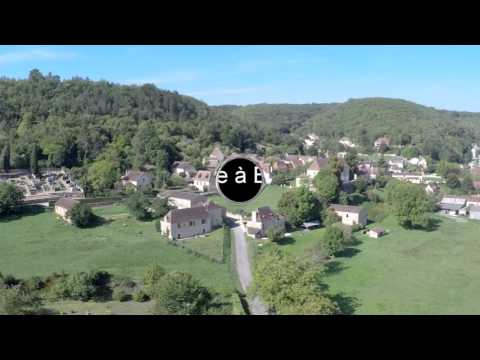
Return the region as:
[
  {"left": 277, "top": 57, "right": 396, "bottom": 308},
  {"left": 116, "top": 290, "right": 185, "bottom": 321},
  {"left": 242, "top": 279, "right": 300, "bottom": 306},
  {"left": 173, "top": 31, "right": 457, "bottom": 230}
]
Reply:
[{"left": 0, "top": 49, "right": 77, "bottom": 65}]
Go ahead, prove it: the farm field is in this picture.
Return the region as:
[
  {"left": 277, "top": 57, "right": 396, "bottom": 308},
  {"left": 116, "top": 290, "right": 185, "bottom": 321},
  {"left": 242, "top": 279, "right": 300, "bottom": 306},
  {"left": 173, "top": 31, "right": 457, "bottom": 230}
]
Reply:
[
  {"left": 276, "top": 215, "right": 480, "bottom": 314},
  {"left": 208, "top": 185, "right": 289, "bottom": 214},
  {"left": 0, "top": 204, "right": 234, "bottom": 294}
]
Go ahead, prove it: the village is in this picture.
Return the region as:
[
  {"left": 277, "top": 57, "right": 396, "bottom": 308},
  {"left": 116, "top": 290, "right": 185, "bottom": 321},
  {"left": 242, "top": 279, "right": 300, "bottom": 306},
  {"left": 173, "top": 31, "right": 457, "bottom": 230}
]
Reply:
[{"left": 3, "top": 132, "right": 480, "bottom": 244}]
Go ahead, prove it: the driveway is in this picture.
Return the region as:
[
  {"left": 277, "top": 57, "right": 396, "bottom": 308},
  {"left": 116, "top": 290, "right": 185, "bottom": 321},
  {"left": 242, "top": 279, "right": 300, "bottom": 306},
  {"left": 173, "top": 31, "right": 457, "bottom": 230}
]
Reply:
[{"left": 231, "top": 223, "right": 268, "bottom": 315}]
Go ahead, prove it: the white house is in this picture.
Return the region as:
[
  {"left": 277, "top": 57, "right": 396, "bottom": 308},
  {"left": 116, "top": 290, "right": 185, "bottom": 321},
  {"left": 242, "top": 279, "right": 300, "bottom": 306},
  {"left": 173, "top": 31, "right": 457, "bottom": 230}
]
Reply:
[
  {"left": 408, "top": 157, "right": 428, "bottom": 169},
  {"left": 173, "top": 162, "right": 196, "bottom": 180},
  {"left": 374, "top": 136, "right": 391, "bottom": 150},
  {"left": 121, "top": 170, "right": 152, "bottom": 190},
  {"left": 339, "top": 137, "right": 356, "bottom": 149},
  {"left": 469, "top": 206, "right": 480, "bottom": 220},
  {"left": 304, "top": 134, "right": 319, "bottom": 149},
  {"left": 193, "top": 170, "right": 214, "bottom": 192},
  {"left": 306, "top": 158, "right": 329, "bottom": 179},
  {"left": 368, "top": 227, "right": 385, "bottom": 239},
  {"left": 160, "top": 202, "right": 226, "bottom": 240},
  {"left": 388, "top": 157, "right": 406, "bottom": 170},
  {"left": 246, "top": 206, "right": 285, "bottom": 239},
  {"left": 329, "top": 204, "right": 368, "bottom": 227}
]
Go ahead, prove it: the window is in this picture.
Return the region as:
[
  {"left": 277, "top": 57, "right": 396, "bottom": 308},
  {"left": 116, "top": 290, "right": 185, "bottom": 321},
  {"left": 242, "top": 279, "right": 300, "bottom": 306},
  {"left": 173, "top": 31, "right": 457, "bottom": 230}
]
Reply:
[
  {"left": 177, "top": 223, "right": 181, "bottom": 228},
  {"left": 201, "top": 219, "right": 206, "bottom": 224}
]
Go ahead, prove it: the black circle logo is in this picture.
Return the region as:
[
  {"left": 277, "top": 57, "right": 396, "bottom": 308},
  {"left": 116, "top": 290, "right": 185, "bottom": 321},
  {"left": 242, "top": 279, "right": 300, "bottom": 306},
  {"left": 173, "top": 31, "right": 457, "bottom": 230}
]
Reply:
[{"left": 215, "top": 156, "right": 265, "bottom": 203}]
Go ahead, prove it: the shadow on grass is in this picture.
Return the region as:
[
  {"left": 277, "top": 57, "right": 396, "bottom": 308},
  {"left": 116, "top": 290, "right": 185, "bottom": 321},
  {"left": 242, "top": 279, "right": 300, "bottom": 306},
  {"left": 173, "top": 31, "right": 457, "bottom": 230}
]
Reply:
[
  {"left": 336, "top": 247, "right": 361, "bottom": 258},
  {"left": 323, "top": 260, "right": 348, "bottom": 275},
  {"left": 0, "top": 205, "right": 46, "bottom": 223},
  {"left": 330, "top": 292, "right": 361, "bottom": 315},
  {"left": 403, "top": 217, "right": 442, "bottom": 232},
  {"left": 276, "top": 236, "right": 296, "bottom": 246}
]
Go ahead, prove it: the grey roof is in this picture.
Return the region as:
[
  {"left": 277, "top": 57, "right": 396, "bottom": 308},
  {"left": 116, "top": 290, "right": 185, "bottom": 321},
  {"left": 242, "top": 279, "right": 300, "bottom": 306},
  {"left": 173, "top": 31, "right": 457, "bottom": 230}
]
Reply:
[
  {"left": 174, "top": 162, "right": 196, "bottom": 173},
  {"left": 370, "top": 227, "right": 385, "bottom": 234},
  {"left": 329, "top": 204, "right": 365, "bottom": 214},
  {"left": 56, "top": 198, "right": 79, "bottom": 211},
  {"left": 439, "top": 203, "right": 465, "bottom": 211},
  {"left": 166, "top": 206, "right": 209, "bottom": 224}
]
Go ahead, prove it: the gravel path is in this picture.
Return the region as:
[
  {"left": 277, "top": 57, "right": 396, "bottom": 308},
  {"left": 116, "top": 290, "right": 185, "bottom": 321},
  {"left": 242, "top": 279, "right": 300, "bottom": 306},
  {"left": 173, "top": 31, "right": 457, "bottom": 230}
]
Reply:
[{"left": 231, "top": 223, "right": 268, "bottom": 315}]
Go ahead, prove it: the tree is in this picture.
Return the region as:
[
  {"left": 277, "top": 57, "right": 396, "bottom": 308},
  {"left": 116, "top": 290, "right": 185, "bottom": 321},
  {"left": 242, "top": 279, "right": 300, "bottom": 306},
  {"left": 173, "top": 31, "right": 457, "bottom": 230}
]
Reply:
[
  {"left": 0, "top": 183, "right": 24, "bottom": 216},
  {"left": 87, "top": 159, "right": 119, "bottom": 195},
  {"left": 385, "top": 180, "right": 435, "bottom": 229},
  {"left": 323, "top": 208, "right": 341, "bottom": 226},
  {"left": 313, "top": 169, "right": 339, "bottom": 203},
  {"left": 267, "top": 226, "right": 285, "bottom": 243},
  {"left": 271, "top": 172, "right": 289, "bottom": 186},
  {"left": 446, "top": 173, "right": 461, "bottom": 189},
  {"left": 437, "top": 160, "right": 460, "bottom": 178},
  {"left": 462, "top": 173, "right": 475, "bottom": 194},
  {"left": 68, "top": 202, "right": 95, "bottom": 228},
  {"left": 319, "top": 226, "right": 345, "bottom": 258},
  {"left": 0, "top": 144, "right": 10, "bottom": 172},
  {"left": 151, "top": 272, "right": 213, "bottom": 315},
  {"left": 278, "top": 187, "right": 322, "bottom": 228},
  {"left": 253, "top": 246, "right": 339, "bottom": 315},
  {"left": 151, "top": 197, "right": 171, "bottom": 219},
  {"left": 126, "top": 191, "right": 151, "bottom": 220},
  {"left": 30, "top": 144, "right": 39, "bottom": 175},
  {"left": 143, "top": 264, "right": 166, "bottom": 294}
]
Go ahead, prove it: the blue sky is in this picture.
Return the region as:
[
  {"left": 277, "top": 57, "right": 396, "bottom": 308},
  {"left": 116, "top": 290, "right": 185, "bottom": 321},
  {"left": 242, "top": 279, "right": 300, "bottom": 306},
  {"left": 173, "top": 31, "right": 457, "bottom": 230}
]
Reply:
[{"left": 0, "top": 45, "right": 479, "bottom": 111}]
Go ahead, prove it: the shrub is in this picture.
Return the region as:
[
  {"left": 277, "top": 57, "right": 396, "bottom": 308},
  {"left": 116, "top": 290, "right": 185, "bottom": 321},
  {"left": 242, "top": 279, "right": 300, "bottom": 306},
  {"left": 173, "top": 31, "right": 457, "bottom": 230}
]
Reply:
[
  {"left": 112, "top": 287, "right": 131, "bottom": 302},
  {"left": 143, "top": 264, "right": 166, "bottom": 291},
  {"left": 133, "top": 289, "right": 150, "bottom": 302},
  {"left": 68, "top": 202, "right": 96, "bottom": 228},
  {"left": 0, "top": 286, "right": 42, "bottom": 315},
  {"left": 48, "top": 272, "right": 99, "bottom": 301},
  {"left": 154, "top": 219, "right": 161, "bottom": 232},
  {"left": 23, "top": 276, "right": 45, "bottom": 292}
]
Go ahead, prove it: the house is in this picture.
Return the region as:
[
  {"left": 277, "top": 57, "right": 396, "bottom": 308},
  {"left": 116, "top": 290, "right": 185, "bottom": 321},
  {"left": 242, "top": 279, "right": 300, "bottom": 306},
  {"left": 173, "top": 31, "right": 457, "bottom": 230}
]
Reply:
[
  {"left": 193, "top": 170, "right": 214, "bottom": 192},
  {"left": 339, "top": 137, "right": 356, "bottom": 148},
  {"left": 368, "top": 227, "right": 385, "bottom": 239},
  {"left": 425, "top": 183, "right": 440, "bottom": 194},
  {"left": 391, "top": 172, "right": 424, "bottom": 184},
  {"left": 469, "top": 206, "right": 480, "bottom": 220},
  {"left": 472, "top": 144, "right": 480, "bottom": 161},
  {"left": 272, "top": 159, "right": 292, "bottom": 173},
  {"left": 121, "top": 170, "right": 152, "bottom": 190},
  {"left": 304, "top": 134, "right": 319, "bottom": 149},
  {"left": 466, "top": 195, "right": 480, "bottom": 208},
  {"left": 246, "top": 206, "right": 285, "bottom": 239},
  {"left": 408, "top": 157, "right": 428, "bottom": 169},
  {"left": 438, "top": 196, "right": 467, "bottom": 216},
  {"left": 173, "top": 162, "right": 196, "bottom": 180},
  {"left": 388, "top": 157, "right": 406, "bottom": 170},
  {"left": 55, "top": 198, "right": 80, "bottom": 223},
  {"left": 329, "top": 204, "right": 368, "bottom": 226},
  {"left": 356, "top": 161, "right": 379, "bottom": 180},
  {"left": 204, "top": 145, "right": 225, "bottom": 169},
  {"left": 306, "top": 158, "right": 329, "bottom": 179},
  {"left": 167, "top": 191, "right": 207, "bottom": 209},
  {"left": 257, "top": 160, "right": 272, "bottom": 184},
  {"left": 160, "top": 202, "right": 226, "bottom": 240},
  {"left": 374, "top": 136, "right": 391, "bottom": 150}
]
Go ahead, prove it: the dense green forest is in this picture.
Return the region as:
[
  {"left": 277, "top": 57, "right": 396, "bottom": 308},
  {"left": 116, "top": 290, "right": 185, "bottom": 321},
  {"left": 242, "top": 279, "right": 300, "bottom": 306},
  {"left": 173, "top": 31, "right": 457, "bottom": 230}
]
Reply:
[
  {"left": 1, "top": 71, "right": 480, "bottom": 196},
  {"left": 300, "top": 98, "right": 480, "bottom": 163}
]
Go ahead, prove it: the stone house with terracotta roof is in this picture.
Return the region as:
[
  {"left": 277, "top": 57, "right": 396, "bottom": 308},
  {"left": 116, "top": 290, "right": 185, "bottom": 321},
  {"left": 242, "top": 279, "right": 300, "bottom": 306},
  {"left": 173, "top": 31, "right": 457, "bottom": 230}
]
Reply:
[{"left": 246, "top": 206, "right": 285, "bottom": 239}]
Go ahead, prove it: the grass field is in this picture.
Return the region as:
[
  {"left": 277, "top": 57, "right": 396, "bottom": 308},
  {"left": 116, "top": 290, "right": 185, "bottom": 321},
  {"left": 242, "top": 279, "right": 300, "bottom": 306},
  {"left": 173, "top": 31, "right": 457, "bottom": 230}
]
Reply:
[
  {"left": 276, "top": 215, "right": 480, "bottom": 314},
  {"left": 0, "top": 204, "right": 234, "bottom": 294},
  {"left": 208, "top": 185, "right": 289, "bottom": 214},
  {"left": 180, "top": 227, "right": 225, "bottom": 262}
]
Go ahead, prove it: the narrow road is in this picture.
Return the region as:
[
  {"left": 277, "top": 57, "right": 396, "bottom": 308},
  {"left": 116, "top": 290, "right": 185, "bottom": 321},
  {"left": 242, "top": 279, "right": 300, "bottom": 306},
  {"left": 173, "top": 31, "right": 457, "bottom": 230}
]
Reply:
[{"left": 231, "top": 223, "right": 268, "bottom": 315}]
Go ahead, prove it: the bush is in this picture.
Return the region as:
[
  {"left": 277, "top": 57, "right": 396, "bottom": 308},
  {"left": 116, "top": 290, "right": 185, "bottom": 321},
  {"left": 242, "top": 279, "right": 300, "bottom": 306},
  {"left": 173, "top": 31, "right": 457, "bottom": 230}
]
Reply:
[
  {"left": 154, "top": 219, "right": 161, "bottom": 232},
  {"left": 126, "top": 191, "right": 151, "bottom": 220},
  {"left": 23, "top": 276, "right": 45, "bottom": 292},
  {"left": 0, "top": 286, "right": 42, "bottom": 315},
  {"left": 68, "top": 202, "right": 96, "bottom": 228},
  {"left": 48, "top": 271, "right": 108, "bottom": 301},
  {"left": 133, "top": 289, "right": 150, "bottom": 302},
  {"left": 112, "top": 287, "right": 131, "bottom": 302},
  {"left": 143, "top": 264, "right": 166, "bottom": 293}
]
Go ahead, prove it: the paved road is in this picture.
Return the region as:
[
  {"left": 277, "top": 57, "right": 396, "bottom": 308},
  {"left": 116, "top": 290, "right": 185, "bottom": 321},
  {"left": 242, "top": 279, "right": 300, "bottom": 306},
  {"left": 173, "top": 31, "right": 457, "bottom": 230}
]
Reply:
[{"left": 231, "top": 223, "right": 268, "bottom": 315}]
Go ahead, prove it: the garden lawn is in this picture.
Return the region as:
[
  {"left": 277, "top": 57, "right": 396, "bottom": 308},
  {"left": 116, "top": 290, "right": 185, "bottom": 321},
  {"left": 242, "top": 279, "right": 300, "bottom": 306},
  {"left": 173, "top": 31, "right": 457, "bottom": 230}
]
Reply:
[
  {"left": 322, "top": 215, "right": 480, "bottom": 314},
  {"left": 208, "top": 185, "right": 289, "bottom": 214},
  {"left": 0, "top": 204, "right": 234, "bottom": 294},
  {"left": 180, "top": 227, "right": 225, "bottom": 262}
]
